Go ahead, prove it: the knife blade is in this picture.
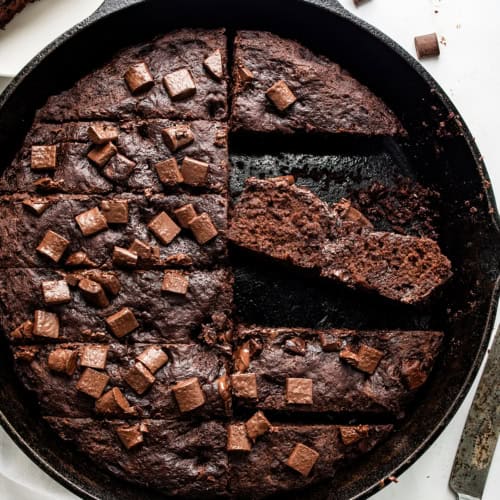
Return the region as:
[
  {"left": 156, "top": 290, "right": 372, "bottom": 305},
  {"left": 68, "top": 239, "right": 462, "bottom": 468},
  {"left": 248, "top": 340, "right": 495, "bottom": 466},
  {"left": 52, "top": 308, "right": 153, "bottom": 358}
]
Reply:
[{"left": 449, "top": 324, "right": 500, "bottom": 500}]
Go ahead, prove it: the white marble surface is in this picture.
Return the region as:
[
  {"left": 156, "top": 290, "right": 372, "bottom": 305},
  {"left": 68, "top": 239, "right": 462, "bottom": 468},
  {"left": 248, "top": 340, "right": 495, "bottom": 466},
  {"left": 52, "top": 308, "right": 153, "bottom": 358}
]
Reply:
[{"left": 0, "top": 0, "right": 499, "bottom": 498}]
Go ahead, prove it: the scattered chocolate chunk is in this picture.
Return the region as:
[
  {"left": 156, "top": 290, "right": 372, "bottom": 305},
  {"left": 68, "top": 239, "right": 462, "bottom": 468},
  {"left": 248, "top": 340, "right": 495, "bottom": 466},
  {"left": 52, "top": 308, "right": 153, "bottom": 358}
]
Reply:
[
  {"left": 137, "top": 346, "right": 168, "bottom": 374},
  {"left": 116, "top": 423, "right": 144, "bottom": 450},
  {"left": 36, "top": 230, "right": 69, "bottom": 263},
  {"left": 319, "top": 332, "right": 343, "bottom": 352},
  {"left": 10, "top": 320, "right": 33, "bottom": 341},
  {"left": 76, "top": 368, "right": 110, "bottom": 399},
  {"left": 47, "top": 349, "right": 78, "bottom": 376},
  {"left": 96, "top": 387, "right": 135, "bottom": 416},
  {"left": 174, "top": 204, "right": 197, "bottom": 229},
  {"left": 217, "top": 374, "right": 231, "bottom": 403},
  {"left": 41, "top": 280, "right": 71, "bottom": 305},
  {"left": 125, "top": 362, "right": 156, "bottom": 395},
  {"left": 31, "top": 145, "right": 57, "bottom": 170},
  {"left": 128, "top": 239, "right": 152, "bottom": 260},
  {"left": 180, "top": 157, "right": 209, "bottom": 186},
  {"left": 80, "top": 345, "right": 109, "bottom": 370},
  {"left": 340, "top": 344, "right": 384, "bottom": 375},
  {"left": 112, "top": 246, "right": 138, "bottom": 268},
  {"left": 231, "top": 373, "right": 258, "bottom": 399},
  {"left": 154, "top": 157, "right": 183, "bottom": 186},
  {"left": 75, "top": 207, "right": 108, "bottom": 236},
  {"left": 22, "top": 198, "right": 50, "bottom": 216},
  {"left": 162, "top": 270, "right": 189, "bottom": 295},
  {"left": 339, "top": 425, "right": 370, "bottom": 445},
  {"left": 14, "top": 346, "right": 39, "bottom": 363},
  {"left": 161, "top": 125, "right": 194, "bottom": 152},
  {"left": 33, "top": 310, "right": 59, "bottom": 339},
  {"left": 401, "top": 359, "right": 428, "bottom": 390},
  {"left": 103, "top": 153, "right": 136, "bottom": 181},
  {"left": 286, "top": 378, "right": 313, "bottom": 405},
  {"left": 148, "top": 211, "right": 181, "bottom": 245},
  {"left": 266, "top": 80, "right": 297, "bottom": 112},
  {"left": 337, "top": 199, "right": 373, "bottom": 228},
  {"left": 33, "top": 177, "right": 64, "bottom": 192},
  {"left": 227, "top": 424, "right": 252, "bottom": 452},
  {"left": 204, "top": 49, "right": 224, "bottom": 80},
  {"left": 245, "top": 411, "right": 271, "bottom": 441},
  {"left": 284, "top": 337, "right": 306, "bottom": 356},
  {"left": 286, "top": 443, "right": 319, "bottom": 477},
  {"left": 84, "top": 270, "right": 121, "bottom": 296},
  {"left": 88, "top": 123, "right": 119, "bottom": 144},
  {"left": 189, "top": 212, "right": 218, "bottom": 244},
  {"left": 65, "top": 251, "right": 98, "bottom": 267},
  {"left": 172, "top": 377, "right": 206, "bottom": 413},
  {"left": 415, "top": 33, "right": 440, "bottom": 59},
  {"left": 78, "top": 279, "right": 110, "bottom": 308},
  {"left": 163, "top": 68, "right": 196, "bottom": 100},
  {"left": 237, "top": 64, "right": 254, "bottom": 84},
  {"left": 234, "top": 340, "right": 262, "bottom": 373},
  {"left": 269, "top": 175, "right": 295, "bottom": 185},
  {"left": 105, "top": 307, "right": 139, "bottom": 338},
  {"left": 87, "top": 142, "right": 118, "bottom": 167},
  {"left": 124, "top": 62, "right": 155, "bottom": 94},
  {"left": 100, "top": 200, "right": 129, "bottom": 224}
]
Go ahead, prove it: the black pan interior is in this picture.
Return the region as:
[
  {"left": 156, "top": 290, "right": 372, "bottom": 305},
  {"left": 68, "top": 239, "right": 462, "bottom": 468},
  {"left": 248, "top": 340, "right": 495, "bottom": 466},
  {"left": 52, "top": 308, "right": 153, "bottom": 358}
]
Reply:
[{"left": 0, "top": 1, "right": 499, "bottom": 499}]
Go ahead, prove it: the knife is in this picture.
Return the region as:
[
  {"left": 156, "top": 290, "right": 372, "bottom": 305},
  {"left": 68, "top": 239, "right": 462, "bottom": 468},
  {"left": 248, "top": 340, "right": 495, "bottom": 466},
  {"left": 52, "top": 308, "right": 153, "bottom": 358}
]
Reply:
[{"left": 449, "top": 324, "right": 500, "bottom": 500}]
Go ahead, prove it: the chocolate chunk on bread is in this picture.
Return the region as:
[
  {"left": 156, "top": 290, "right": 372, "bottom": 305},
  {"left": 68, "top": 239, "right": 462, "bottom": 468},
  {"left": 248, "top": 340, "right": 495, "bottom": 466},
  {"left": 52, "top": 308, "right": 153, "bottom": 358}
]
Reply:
[
  {"left": 231, "top": 31, "right": 405, "bottom": 136},
  {"left": 228, "top": 178, "right": 452, "bottom": 304}
]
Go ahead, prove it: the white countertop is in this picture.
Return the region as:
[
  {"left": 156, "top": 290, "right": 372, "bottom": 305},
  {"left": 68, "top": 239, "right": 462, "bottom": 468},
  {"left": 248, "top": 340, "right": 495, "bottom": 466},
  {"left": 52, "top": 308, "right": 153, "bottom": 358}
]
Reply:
[{"left": 0, "top": 0, "right": 498, "bottom": 498}]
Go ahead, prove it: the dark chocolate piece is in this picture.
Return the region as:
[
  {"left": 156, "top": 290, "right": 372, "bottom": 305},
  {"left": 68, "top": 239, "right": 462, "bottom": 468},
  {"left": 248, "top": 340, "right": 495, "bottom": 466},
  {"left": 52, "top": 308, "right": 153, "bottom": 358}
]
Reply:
[
  {"left": 33, "top": 310, "right": 59, "bottom": 338},
  {"left": 31, "top": 145, "right": 57, "bottom": 170},
  {"left": 105, "top": 307, "right": 139, "bottom": 338},
  {"left": 95, "top": 387, "right": 135, "bottom": 416},
  {"left": 266, "top": 80, "right": 297, "bottom": 112},
  {"left": 189, "top": 212, "right": 218, "bottom": 244},
  {"left": 245, "top": 411, "right": 271, "bottom": 441},
  {"left": 36, "top": 230, "right": 69, "bottom": 263},
  {"left": 47, "top": 349, "right": 78, "bottom": 376},
  {"left": 339, "top": 344, "right": 384, "bottom": 375},
  {"left": 415, "top": 33, "right": 440, "bottom": 59},
  {"left": 180, "top": 157, "right": 209, "bottom": 186},
  {"left": 116, "top": 423, "right": 144, "bottom": 449},
  {"left": 76, "top": 367, "right": 110, "bottom": 399},
  {"left": 286, "top": 443, "right": 319, "bottom": 477},
  {"left": 100, "top": 200, "right": 128, "bottom": 224},
  {"left": 161, "top": 270, "right": 189, "bottom": 295},
  {"left": 227, "top": 424, "right": 252, "bottom": 452},
  {"left": 78, "top": 278, "right": 110, "bottom": 308},
  {"left": 174, "top": 203, "right": 197, "bottom": 228},
  {"left": 65, "top": 251, "right": 98, "bottom": 267},
  {"left": 136, "top": 346, "right": 168, "bottom": 374},
  {"left": 161, "top": 125, "right": 195, "bottom": 152},
  {"left": 125, "top": 362, "right": 156, "bottom": 395},
  {"left": 154, "top": 157, "right": 183, "bottom": 186},
  {"left": 286, "top": 378, "right": 313, "bottom": 405},
  {"left": 204, "top": 49, "right": 224, "bottom": 80},
  {"left": 172, "top": 377, "right": 206, "bottom": 413},
  {"left": 41, "top": 280, "right": 71, "bottom": 305},
  {"left": 163, "top": 68, "right": 196, "bottom": 100},
  {"left": 80, "top": 345, "right": 109, "bottom": 370},
  {"left": 231, "top": 373, "right": 258, "bottom": 399},
  {"left": 124, "top": 62, "right": 155, "bottom": 94},
  {"left": 148, "top": 211, "right": 181, "bottom": 245},
  {"left": 284, "top": 337, "right": 306, "bottom": 356},
  {"left": 75, "top": 207, "right": 108, "bottom": 236},
  {"left": 87, "top": 142, "right": 118, "bottom": 167},
  {"left": 88, "top": 124, "right": 119, "bottom": 145},
  {"left": 22, "top": 198, "right": 50, "bottom": 215},
  {"left": 339, "top": 425, "right": 371, "bottom": 445},
  {"left": 112, "top": 246, "right": 138, "bottom": 268}
]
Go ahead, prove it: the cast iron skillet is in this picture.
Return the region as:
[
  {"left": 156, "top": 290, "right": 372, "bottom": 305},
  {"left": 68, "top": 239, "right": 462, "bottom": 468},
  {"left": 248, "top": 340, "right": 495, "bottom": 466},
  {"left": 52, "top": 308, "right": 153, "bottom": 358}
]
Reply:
[{"left": 0, "top": 0, "right": 499, "bottom": 498}]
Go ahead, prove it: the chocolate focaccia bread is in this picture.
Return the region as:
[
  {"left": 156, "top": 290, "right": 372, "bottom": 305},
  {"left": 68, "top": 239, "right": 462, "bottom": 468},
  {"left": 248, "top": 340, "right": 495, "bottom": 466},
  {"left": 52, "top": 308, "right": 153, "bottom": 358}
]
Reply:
[
  {"left": 231, "top": 31, "right": 405, "bottom": 136},
  {"left": 0, "top": 0, "right": 36, "bottom": 29},
  {"left": 228, "top": 178, "right": 452, "bottom": 304}
]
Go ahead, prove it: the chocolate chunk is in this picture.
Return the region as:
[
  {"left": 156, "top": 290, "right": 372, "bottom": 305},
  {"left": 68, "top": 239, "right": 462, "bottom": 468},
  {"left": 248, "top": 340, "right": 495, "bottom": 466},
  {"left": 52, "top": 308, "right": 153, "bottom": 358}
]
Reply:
[
  {"left": 88, "top": 123, "right": 119, "bottom": 144},
  {"left": 233, "top": 340, "right": 262, "bottom": 373},
  {"left": 339, "top": 199, "right": 373, "bottom": 228},
  {"left": 105, "top": 307, "right": 139, "bottom": 338},
  {"left": 319, "top": 332, "right": 343, "bottom": 352},
  {"left": 340, "top": 344, "right": 384, "bottom": 375},
  {"left": 33, "top": 310, "right": 59, "bottom": 339},
  {"left": 172, "top": 377, "right": 206, "bottom": 413},
  {"left": 100, "top": 200, "right": 129, "bottom": 224},
  {"left": 95, "top": 387, "right": 135, "bottom": 416},
  {"left": 47, "top": 349, "right": 78, "bottom": 376},
  {"left": 163, "top": 68, "right": 196, "bottom": 100},
  {"left": 31, "top": 145, "right": 57, "bottom": 170},
  {"left": 339, "top": 425, "right": 371, "bottom": 446},
  {"left": 237, "top": 64, "right": 254, "bottom": 84},
  {"left": 204, "top": 49, "right": 224, "bottom": 80},
  {"left": 148, "top": 211, "right": 181, "bottom": 245},
  {"left": 36, "top": 230, "right": 69, "bottom": 263},
  {"left": 10, "top": 320, "right": 33, "bottom": 341},
  {"left": 286, "top": 443, "right": 319, "bottom": 476},
  {"left": 231, "top": 373, "right": 258, "bottom": 399},
  {"left": 80, "top": 345, "right": 109, "bottom": 370},
  {"left": 124, "top": 62, "right": 155, "bottom": 94},
  {"left": 402, "top": 359, "right": 428, "bottom": 390},
  {"left": 162, "top": 125, "right": 194, "bottom": 152},
  {"left": 22, "top": 198, "right": 50, "bottom": 216},
  {"left": 189, "top": 213, "right": 218, "bottom": 244},
  {"left": 128, "top": 239, "right": 152, "bottom": 260},
  {"left": 245, "top": 411, "right": 271, "bottom": 441},
  {"left": 266, "top": 80, "right": 297, "bottom": 112},
  {"left": 65, "top": 251, "right": 98, "bottom": 267},
  {"left": 217, "top": 374, "right": 231, "bottom": 402},
  {"left": 137, "top": 346, "right": 168, "bottom": 374},
  {"left": 116, "top": 423, "right": 144, "bottom": 450},
  {"left": 414, "top": 33, "right": 440, "bottom": 59},
  {"left": 75, "top": 207, "right": 108, "bottom": 236},
  {"left": 174, "top": 204, "right": 197, "bottom": 229},
  {"left": 284, "top": 337, "right": 306, "bottom": 356},
  {"left": 227, "top": 424, "right": 252, "bottom": 452},
  {"left": 112, "top": 246, "right": 138, "bottom": 268},
  {"left": 180, "top": 157, "right": 209, "bottom": 186},
  {"left": 269, "top": 175, "right": 295, "bottom": 185},
  {"left": 286, "top": 378, "right": 313, "bottom": 405},
  {"left": 84, "top": 270, "right": 121, "bottom": 296},
  {"left": 87, "top": 142, "right": 118, "bottom": 167},
  {"left": 103, "top": 153, "right": 136, "bottom": 181},
  {"left": 125, "top": 362, "right": 155, "bottom": 395},
  {"left": 33, "top": 177, "right": 64, "bottom": 192},
  {"left": 78, "top": 278, "right": 110, "bottom": 308},
  {"left": 14, "top": 346, "right": 39, "bottom": 363},
  {"left": 41, "top": 280, "right": 71, "bottom": 305},
  {"left": 76, "top": 368, "right": 110, "bottom": 399},
  {"left": 154, "top": 157, "right": 183, "bottom": 186},
  {"left": 162, "top": 270, "right": 189, "bottom": 295}
]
